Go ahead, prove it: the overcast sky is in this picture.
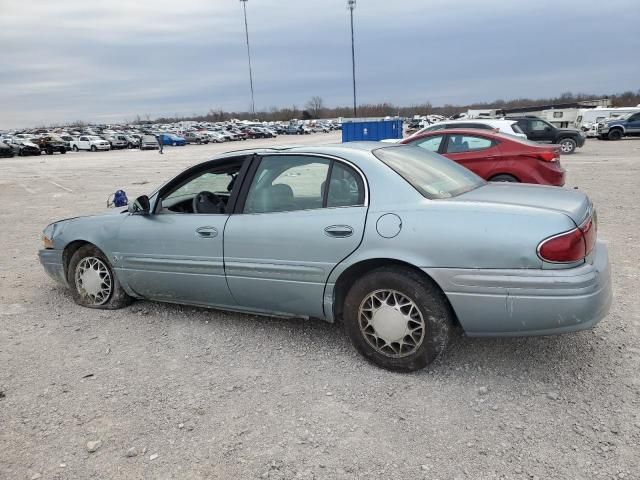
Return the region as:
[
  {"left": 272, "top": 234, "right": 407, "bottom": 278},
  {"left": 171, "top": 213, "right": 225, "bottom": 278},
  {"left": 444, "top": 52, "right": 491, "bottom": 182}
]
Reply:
[{"left": 1, "top": 0, "right": 639, "bottom": 128}]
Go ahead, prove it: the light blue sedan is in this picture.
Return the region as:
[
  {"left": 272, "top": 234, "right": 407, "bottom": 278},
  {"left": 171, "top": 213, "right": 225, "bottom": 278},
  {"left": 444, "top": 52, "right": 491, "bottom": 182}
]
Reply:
[{"left": 39, "top": 143, "right": 612, "bottom": 371}]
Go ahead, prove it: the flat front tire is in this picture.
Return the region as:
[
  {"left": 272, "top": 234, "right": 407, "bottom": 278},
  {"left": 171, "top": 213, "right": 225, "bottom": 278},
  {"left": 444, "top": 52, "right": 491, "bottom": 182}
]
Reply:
[
  {"left": 343, "top": 266, "right": 453, "bottom": 372},
  {"left": 67, "top": 245, "right": 132, "bottom": 309}
]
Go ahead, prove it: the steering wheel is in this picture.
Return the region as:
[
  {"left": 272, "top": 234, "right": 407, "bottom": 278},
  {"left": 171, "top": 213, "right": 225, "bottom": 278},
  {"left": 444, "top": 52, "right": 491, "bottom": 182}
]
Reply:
[{"left": 192, "top": 191, "right": 225, "bottom": 214}]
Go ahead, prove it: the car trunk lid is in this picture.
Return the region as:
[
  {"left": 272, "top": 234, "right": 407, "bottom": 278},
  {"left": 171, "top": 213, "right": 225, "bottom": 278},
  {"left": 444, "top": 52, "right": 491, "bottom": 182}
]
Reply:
[{"left": 452, "top": 183, "right": 591, "bottom": 225}]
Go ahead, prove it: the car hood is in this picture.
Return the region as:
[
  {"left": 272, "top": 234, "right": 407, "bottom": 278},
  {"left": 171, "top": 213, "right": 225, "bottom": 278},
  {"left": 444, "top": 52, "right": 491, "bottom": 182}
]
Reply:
[{"left": 452, "top": 183, "right": 590, "bottom": 225}]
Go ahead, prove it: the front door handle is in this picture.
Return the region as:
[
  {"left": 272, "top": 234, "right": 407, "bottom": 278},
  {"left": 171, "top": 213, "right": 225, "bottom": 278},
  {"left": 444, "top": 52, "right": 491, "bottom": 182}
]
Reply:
[
  {"left": 324, "top": 225, "right": 353, "bottom": 238},
  {"left": 196, "top": 226, "right": 218, "bottom": 238}
]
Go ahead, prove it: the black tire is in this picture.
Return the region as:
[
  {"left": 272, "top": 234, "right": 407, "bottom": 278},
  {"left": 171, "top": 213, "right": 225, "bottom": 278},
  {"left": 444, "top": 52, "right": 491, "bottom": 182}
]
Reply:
[
  {"left": 46, "top": 149, "right": 53, "bottom": 155},
  {"left": 73, "top": 145, "right": 79, "bottom": 152},
  {"left": 67, "top": 245, "right": 133, "bottom": 310},
  {"left": 490, "top": 174, "right": 519, "bottom": 182},
  {"left": 18, "top": 149, "right": 23, "bottom": 156},
  {"left": 343, "top": 266, "right": 453, "bottom": 372},
  {"left": 60, "top": 148, "right": 66, "bottom": 154},
  {"left": 608, "top": 129, "right": 623, "bottom": 141},
  {"left": 91, "top": 145, "right": 97, "bottom": 152},
  {"left": 558, "top": 137, "right": 577, "bottom": 154}
]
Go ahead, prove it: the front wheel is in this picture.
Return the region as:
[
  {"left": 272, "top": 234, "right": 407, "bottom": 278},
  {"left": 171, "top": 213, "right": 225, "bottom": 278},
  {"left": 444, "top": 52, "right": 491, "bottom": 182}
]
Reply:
[
  {"left": 608, "top": 129, "right": 623, "bottom": 141},
  {"left": 67, "top": 245, "right": 133, "bottom": 309},
  {"left": 91, "top": 145, "right": 97, "bottom": 152},
  {"left": 559, "top": 138, "right": 577, "bottom": 154},
  {"left": 343, "top": 266, "right": 453, "bottom": 372}
]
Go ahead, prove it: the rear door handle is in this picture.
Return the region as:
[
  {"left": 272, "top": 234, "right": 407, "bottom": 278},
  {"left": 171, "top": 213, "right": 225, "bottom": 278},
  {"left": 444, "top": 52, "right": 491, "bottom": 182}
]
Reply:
[
  {"left": 324, "top": 225, "right": 353, "bottom": 238},
  {"left": 196, "top": 226, "right": 218, "bottom": 238}
]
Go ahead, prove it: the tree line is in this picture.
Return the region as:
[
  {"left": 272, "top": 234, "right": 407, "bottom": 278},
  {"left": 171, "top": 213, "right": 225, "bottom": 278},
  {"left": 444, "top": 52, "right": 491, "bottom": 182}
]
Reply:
[{"left": 122, "top": 89, "right": 640, "bottom": 125}]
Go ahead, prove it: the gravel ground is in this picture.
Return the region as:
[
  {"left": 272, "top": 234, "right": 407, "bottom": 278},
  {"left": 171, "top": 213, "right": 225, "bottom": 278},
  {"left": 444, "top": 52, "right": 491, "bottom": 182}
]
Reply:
[{"left": 1, "top": 133, "right": 639, "bottom": 480}]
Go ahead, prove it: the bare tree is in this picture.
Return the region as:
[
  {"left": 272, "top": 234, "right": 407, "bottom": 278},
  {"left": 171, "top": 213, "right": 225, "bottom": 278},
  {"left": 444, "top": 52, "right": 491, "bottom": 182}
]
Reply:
[{"left": 305, "top": 96, "right": 324, "bottom": 118}]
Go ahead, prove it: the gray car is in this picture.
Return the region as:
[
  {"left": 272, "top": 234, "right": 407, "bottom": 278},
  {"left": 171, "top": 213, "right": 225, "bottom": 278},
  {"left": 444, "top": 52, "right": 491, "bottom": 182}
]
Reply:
[{"left": 38, "top": 143, "right": 612, "bottom": 371}]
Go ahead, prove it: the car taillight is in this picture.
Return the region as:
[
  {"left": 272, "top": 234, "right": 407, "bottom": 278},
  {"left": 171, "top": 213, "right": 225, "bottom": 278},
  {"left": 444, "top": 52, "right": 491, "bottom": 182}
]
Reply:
[
  {"left": 536, "top": 150, "right": 559, "bottom": 162},
  {"left": 537, "top": 214, "right": 596, "bottom": 263}
]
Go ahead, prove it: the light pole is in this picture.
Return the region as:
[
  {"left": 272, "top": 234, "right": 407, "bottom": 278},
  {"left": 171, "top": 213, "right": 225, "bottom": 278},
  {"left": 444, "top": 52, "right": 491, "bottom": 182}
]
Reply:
[
  {"left": 347, "top": 0, "right": 357, "bottom": 117},
  {"left": 239, "top": 0, "right": 255, "bottom": 117}
]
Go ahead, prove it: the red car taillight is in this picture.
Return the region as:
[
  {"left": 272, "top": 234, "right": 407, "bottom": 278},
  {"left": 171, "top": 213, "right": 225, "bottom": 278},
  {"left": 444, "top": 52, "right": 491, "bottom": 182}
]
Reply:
[
  {"left": 537, "top": 214, "right": 596, "bottom": 263},
  {"left": 536, "top": 150, "right": 560, "bottom": 162}
]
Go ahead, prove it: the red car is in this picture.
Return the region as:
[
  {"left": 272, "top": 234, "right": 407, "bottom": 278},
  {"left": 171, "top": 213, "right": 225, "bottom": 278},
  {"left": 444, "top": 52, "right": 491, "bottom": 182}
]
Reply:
[{"left": 400, "top": 129, "right": 566, "bottom": 186}]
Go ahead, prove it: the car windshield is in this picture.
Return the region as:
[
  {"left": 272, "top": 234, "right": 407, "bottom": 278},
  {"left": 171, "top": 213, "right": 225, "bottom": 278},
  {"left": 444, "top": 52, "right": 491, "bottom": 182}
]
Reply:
[
  {"left": 373, "top": 145, "right": 485, "bottom": 199},
  {"left": 616, "top": 112, "right": 634, "bottom": 120}
]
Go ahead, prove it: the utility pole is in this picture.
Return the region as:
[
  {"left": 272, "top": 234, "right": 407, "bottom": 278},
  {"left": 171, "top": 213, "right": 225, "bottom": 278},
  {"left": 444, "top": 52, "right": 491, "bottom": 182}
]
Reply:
[
  {"left": 348, "top": 0, "right": 357, "bottom": 117},
  {"left": 239, "top": 0, "right": 255, "bottom": 117}
]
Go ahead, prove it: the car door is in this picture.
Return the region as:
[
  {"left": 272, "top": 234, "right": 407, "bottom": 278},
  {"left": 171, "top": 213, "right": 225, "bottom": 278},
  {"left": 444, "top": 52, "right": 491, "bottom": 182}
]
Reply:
[
  {"left": 440, "top": 133, "right": 499, "bottom": 179},
  {"left": 527, "top": 119, "right": 554, "bottom": 143},
  {"left": 114, "top": 157, "right": 248, "bottom": 308},
  {"left": 78, "top": 136, "right": 89, "bottom": 149},
  {"left": 224, "top": 154, "right": 368, "bottom": 319},
  {"left": 626, "top": 113, "right": 640, "bottom": 134}
]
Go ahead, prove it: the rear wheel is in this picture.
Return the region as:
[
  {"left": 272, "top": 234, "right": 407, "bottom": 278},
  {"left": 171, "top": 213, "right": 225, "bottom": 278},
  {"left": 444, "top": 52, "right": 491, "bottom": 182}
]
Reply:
[
  {"left": 608, "top": 129, "right": 623, "bottom": 141},
  {"left": 559, "top": 138, "right": 577, "bottom": 154},
  {"left": 73, "top": 145, "right": 79, "bottom": 152},
  {"left": 490, "top": 174, "right": 519, "bottom": 182},
  {"left": 343, "top": 266, "right": 453, "bottom": 372},
  {"left": 67, "top": 245, "right": 132, "bottom": 309}
]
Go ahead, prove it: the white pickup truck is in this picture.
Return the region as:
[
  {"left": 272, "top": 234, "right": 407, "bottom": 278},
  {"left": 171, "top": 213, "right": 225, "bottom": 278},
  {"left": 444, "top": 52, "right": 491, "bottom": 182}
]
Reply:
[{"left": 71, "top": 135, "right": 111, "bottom": 152}]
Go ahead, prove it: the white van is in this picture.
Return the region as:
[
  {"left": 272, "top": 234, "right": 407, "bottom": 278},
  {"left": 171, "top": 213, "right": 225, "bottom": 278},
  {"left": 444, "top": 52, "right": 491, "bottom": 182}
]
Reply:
[{"left": 575, "top": 107, "right": 640, "bottom": 136}]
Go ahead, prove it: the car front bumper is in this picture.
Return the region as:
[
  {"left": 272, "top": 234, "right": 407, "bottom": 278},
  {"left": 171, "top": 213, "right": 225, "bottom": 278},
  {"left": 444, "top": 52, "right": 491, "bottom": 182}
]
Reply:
[
  {"left": 425, "top": 241, "right": 612, "bottom": 336},
  {"left": 38, "top": 249, "right": 68, "bottom": 287}
]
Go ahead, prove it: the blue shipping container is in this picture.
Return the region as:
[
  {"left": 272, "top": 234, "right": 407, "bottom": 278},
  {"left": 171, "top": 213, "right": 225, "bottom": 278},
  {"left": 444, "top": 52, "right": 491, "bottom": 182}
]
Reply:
[{"left": 342, "top": 118, "right": 403, "bottom": 142}]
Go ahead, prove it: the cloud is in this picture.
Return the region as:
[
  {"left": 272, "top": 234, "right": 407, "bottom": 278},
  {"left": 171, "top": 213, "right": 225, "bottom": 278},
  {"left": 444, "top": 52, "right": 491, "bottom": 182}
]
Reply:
[{"left": 1, "top": 0, "right": 639, "bottom": 128}]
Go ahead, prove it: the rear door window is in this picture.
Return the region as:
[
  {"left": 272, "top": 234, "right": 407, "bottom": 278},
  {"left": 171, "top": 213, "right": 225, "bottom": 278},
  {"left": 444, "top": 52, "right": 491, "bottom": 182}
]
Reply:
[
  {"left": 445, "top": 135, "right": 494, "bottom": 153},
  {"left": 410, "top": 135, "right": 444, "bottom": 152}
]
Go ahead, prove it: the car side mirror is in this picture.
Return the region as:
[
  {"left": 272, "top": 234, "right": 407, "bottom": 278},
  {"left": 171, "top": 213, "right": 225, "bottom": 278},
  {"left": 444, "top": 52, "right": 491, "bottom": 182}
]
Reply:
[
  {"left": 545, "top": 127, "right": 551, "bottom": 132},
  {"left": 128, "top": 195, "right": 151, "bottom": 215}
]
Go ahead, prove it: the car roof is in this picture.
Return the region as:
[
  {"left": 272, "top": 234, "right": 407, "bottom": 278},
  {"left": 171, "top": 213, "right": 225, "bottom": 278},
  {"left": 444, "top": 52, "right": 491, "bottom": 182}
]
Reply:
[{"left": 403, "top": 128, "right": 526, "bottom": 143}]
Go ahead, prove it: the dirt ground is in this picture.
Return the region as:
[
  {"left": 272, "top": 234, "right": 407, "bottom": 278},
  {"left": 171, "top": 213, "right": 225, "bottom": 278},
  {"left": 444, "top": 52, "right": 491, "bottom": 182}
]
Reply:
[{"left": 1, "top": 133, "right": 639, "bottom": 480}]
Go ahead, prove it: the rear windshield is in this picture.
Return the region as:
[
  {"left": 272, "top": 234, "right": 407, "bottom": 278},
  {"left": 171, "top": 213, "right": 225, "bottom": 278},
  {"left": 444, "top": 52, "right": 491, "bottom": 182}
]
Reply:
[{"left": 373, "top": 145, "right": 485, "bottom": 199}]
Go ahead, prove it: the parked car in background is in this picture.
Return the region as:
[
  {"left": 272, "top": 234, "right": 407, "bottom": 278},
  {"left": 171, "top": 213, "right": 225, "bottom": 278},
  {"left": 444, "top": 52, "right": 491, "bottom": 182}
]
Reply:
[
  {"left": 506, "top": 115, "right": 585, "bottom": 154},
  {"left": 597, "top": 111, "right": 640, "bottom": 140},
  {"left": 72, "top": 135, "right": 111, "bottom": 152},
  {"left": 124, "top": 135, "right": 140, "bottom": 148},
  {"left": 102, "top": 134, "right": 128, "bottom": 149},
  {"left": 400, "top": 119, "right": 527, "bottom": 141},
  {"left": 183, "top": 132, "right": 209, "bottom": 144},
  {"left": 158, "top": 134, "right": 186, "bottom": 146},
  {"left": 0, "top": 141, "right": 16, "bottom": 158},
  {"left": 59, "top": 135, "right": 74, "bottom": 150},
  {"left": 33, "top": 135, "right": 67, "bottom": 155},
  {"left": 38, "top": 143, "right": 610, "bottom": 372},
  {"left": 401, "top": 129, "right": 565, "bottom": 186},
  {"left": 139, "top": 135, "right": 159, "bottom": 150},
  {"left": 5, "top": 138, "right": 41, "bottom": 156},
  {"left": 205, "top": 131, "right": 226, "bottom": 143}
]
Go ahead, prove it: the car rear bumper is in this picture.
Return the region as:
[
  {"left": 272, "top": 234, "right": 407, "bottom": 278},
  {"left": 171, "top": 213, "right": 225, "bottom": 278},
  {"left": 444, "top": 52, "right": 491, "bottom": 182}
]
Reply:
[
  {"left": 425, "top": 241, "right": 612, "bottom": 336},
  {"left": 38, "top": 249, "right": 68, "bottom": 287}
]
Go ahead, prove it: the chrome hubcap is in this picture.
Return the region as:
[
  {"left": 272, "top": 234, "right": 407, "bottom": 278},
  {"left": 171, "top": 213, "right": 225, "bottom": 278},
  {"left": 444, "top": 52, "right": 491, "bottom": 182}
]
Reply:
[
  {"left": 75, "top": 257, "right": 112, "bottom": 305},
  {"left": 358, "top": 289, "right": 425, "bottom": 358}
]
